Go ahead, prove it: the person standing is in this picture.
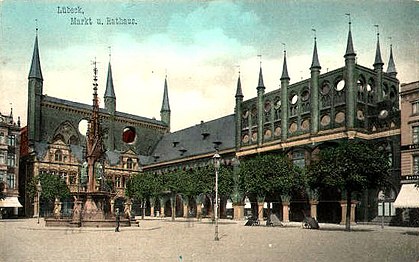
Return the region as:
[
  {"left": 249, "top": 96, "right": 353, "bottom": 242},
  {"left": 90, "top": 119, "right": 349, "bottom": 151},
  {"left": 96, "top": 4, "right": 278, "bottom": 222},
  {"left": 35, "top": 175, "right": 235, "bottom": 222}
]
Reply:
[{"left": 115, "top": 208, "right": 120, "bottom": 232}]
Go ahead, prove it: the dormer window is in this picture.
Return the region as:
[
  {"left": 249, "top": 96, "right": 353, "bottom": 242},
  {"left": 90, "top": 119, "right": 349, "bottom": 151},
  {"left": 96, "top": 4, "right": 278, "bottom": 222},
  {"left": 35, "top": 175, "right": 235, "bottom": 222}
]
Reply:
[
  {"left": 179, "top": 147, "right": 187, "bottom": 156},
  {"left": 127, "top": 158, "right": 133, "bottom": 169},
  {"left": 55, "top": 150, "right": 63, "bottom": 162}
]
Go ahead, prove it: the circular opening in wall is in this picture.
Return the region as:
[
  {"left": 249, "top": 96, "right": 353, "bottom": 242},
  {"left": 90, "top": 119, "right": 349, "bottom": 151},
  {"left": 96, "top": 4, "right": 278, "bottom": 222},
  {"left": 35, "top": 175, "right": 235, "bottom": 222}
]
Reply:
[
  {"left": 336, "top": 79, "right": 345, "bottom": 91},
  {"left": 378, "top": 110, "right": 388, "bottom": 119},
  {"left": 122, "top": 127, "right": 136, "bottom": 144},
  {"left": 78, "top": 119, "right": 88, "bottom": 136},
  {"left": 290, "top": 94, "right": 298, "bottom": 105},
  {"left": 321, "top": 82, "right": 330, "bottom": 95},
  {"left": 301, "top": 89, "right": 310, "bottom": 101}
]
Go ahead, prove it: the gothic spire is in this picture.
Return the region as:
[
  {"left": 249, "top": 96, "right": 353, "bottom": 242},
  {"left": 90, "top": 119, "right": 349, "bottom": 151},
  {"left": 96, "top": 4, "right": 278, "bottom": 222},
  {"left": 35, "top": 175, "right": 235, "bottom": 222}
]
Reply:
[
  {"left": 344, "top": 19, "right": 356, "bottom": 58},
  {"left": 235, "top": 73, "right": 243, "bottom": 98},
  {"left": 161, "top": 76, "right": 170, "bottom": 112},
  {"left": 373, "top": 27, "right": 384, "bottom": 67},
  {"left": 104, "top": 61, "right": 115, "bottom": 98},
  {"left": 257, "top": 65, "right": 265, "bottom": 89},
  {"left": 387, "top": 44, "right": 397, "bottom": 76},
  {"left": 280, "top": 50, "right": 290, "bottom": 80},
  {"left": 310, "top": 37, "right": 321, "bottom": 70},
  {"left": 28, "top": 30, "right": 43, "bottom": 80}
]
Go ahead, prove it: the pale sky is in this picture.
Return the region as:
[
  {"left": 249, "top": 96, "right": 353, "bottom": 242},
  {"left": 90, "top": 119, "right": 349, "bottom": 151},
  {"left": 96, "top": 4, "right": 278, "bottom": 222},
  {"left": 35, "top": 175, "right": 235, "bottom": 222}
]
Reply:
[{"left": 0, "top": 0, "right": 418, "bottom": 131}]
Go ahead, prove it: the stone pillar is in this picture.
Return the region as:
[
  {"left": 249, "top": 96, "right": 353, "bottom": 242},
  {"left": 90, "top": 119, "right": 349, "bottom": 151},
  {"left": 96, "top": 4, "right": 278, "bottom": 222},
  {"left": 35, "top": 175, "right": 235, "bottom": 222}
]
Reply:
[
  {"left": 340, "top": 201, "right": 347, "bottom": 225},
  {"left": 196, "top": 204, "right": 202, "bottom": 219},
  {"left": 257, "top": 202, "right": 264, "bottom": 221},
  {"left": 110, "top": 199, "right": 115, "bottom": 214},
  {"left": 33, "top": 198, "right": 40, "bottom": 218},
  {"left": 233, "top": 203, "right": 244, "bottom": 220},
  {"left": 340, "top": 201, "right": 357, "bottom": 224},
  {"left": 183, "top": 203, "right": 188, "bottom": 218},
  {"left": 150, "top": 205, "right": 155, "bottom": 217},
  {"left": 350, "top": 201, "right": 358, "bottom": 223},
  {"left": 160, "top": 206, "right": 165, "bottom": 218},
  {"left": 282, "top": 202, "right": 290, "bottom": 222},
  {"left": 309, "top": 200, "right": 319, "bottom": 219}
]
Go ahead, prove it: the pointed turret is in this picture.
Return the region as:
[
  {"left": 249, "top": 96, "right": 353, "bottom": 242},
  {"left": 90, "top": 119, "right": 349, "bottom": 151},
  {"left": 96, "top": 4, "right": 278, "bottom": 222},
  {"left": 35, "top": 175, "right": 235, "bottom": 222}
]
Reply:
[
  {"left": 310, "top": 36, "right": 321, "bottom": 134},
  {"left": 235, "top": 72, "right": 243, "bottom": 150},
  {"left": 160, "top": 76, "right": 171, "bottom": 130},
  {"left": 28, "top": 33, "right": 43, "bottom": 80},
  {"left": 344, "top": 22, "right": 356, "bottom": 58},
  {"left": 344, "top": 18, "right": 356, "bottom": 128},
  {"left": 235, "top": 74, "right": 243, "bottom": 98},
  {"left": 310, "top": 37, "right": 321, "bottom": 70},
  {"left": 373, "top": 32, "right": 384, "bottom": 68},
  {"left": 387, "top": 44, "right": 397, "bottom": 77},
  {"left": 280, "top": 50, "right": 290, "bottom": 81},
  {"left": 27, "top": 30, "right": 44, "bottom": 143},
  {"left": 104, "top": 61, "right": 116, "bottom": 115},
  {"left": 104, "top": 62, "right": 116, "bottom": 98},
  {"left": 257, "top": 66, "right": 265, "bottom": 89}
]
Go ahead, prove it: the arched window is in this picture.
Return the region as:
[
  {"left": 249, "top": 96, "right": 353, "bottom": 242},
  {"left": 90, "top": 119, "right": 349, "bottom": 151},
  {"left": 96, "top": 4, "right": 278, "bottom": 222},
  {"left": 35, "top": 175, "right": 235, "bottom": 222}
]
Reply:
[{"left": 55, "top": 150, "right": 63, "bottom": 162}]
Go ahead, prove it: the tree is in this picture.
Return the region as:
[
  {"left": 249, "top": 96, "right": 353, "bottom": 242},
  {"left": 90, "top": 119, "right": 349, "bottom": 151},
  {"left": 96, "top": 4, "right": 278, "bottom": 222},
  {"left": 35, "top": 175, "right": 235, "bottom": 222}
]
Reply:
[
  {"left": 27, "top": 173, "right": 70, "bottom": 216},
  {"left": 239, "top": 153, "right": 303, "bottom": 217},
  {"left": 126, "top": 172, "right": 162, "bottom": 219},
  {"left": 307, "top": 140, "right": 390, "bottom": 231}
]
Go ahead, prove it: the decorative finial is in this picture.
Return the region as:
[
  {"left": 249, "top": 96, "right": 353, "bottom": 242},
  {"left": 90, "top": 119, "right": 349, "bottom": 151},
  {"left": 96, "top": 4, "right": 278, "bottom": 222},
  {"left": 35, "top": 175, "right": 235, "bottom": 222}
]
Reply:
[
  {"left": 345, "top": 13, "right": 351, "bottom": 29},
  {"left": 236, "top": 65, "right": 240, "bottom": 76}
]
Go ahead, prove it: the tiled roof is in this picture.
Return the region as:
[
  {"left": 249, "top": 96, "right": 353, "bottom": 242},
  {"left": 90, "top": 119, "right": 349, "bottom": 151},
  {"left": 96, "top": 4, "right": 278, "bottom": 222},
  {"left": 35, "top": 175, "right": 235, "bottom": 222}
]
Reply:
[{"left": 145, "top": 114, "right": 235, "bottom": 165}]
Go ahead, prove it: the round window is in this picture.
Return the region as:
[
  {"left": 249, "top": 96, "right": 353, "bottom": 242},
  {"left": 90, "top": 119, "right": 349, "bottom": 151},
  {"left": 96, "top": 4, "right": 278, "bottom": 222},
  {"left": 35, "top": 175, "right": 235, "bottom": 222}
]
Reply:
[
  {"left": 290, "top": 94, "right": 298, "bottom": 105},
  {"left": 122, "top": 127, "right": 136, "bottom": 144}
]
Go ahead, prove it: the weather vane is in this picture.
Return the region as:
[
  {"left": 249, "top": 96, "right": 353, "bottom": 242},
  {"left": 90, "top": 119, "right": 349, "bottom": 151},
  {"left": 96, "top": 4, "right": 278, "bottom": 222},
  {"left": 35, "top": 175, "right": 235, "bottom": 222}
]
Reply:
[
  {"left": 257, "top": 54, "right": 262, "bottom": 67},
  {"left": 312, "top": 28, "right": 317, "bottom": 39},
  {"left": 374, "top": 24, "right": 379, "bottom": 35}
]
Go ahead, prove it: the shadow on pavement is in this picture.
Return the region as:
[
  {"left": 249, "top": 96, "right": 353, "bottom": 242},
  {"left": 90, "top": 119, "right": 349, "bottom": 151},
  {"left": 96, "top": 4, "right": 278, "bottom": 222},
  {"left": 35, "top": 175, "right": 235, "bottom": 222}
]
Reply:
[{"left": 402, "top": 231, "right": 419, "bottom": 236}]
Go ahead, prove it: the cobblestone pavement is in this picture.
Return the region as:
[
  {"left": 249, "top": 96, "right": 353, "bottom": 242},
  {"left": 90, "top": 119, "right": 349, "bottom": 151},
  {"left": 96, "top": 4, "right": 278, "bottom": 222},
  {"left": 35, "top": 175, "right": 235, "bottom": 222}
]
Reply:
[{"left": 1, "top": 218, "right": 418, "bottom": 262}]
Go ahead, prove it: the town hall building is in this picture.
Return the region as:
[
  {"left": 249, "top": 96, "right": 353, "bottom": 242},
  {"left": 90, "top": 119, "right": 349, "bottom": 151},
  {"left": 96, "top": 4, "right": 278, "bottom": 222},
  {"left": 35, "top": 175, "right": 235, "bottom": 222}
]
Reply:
[{"left": 20, "top": 21, "right": 401, "bottom": 225}]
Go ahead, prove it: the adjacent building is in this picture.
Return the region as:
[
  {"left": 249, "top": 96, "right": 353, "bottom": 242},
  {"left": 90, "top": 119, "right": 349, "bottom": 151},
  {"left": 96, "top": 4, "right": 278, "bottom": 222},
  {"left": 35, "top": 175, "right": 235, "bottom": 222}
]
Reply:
[
  {"left": 394, "top": 81, "right": 419, "bottom": 225},
  {"left": 0, "top": 109, "right": 22, "bottom": 218}
]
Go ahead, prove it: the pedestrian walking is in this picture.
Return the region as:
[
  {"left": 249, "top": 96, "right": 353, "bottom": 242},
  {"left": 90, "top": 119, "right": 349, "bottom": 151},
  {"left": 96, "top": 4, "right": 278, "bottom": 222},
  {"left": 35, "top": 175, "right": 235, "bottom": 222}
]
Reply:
[{"left": 115, "top": 208, "right": 120, "bottom": 232}]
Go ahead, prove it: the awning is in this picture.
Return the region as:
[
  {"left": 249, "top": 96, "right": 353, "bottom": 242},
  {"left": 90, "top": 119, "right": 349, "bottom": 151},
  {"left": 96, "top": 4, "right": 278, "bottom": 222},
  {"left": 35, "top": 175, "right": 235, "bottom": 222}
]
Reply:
[
  {"left": 0, "top": 197, "right": 23, "bottom": 208},
  {"left": 394, "top": 184, "right": 419, "bottom": 208}
]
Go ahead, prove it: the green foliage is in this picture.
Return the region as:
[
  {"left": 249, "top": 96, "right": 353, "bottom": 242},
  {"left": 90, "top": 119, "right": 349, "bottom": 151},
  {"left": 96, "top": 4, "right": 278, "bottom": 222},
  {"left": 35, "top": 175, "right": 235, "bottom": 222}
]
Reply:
[
  {"left": 307, "top": 140, "right": 391, "bottom": 193},
  {"left": 126, "top": 172, "right": 163, "bottom": 200},
  {"left": 239, "top": 153, "right": 302, "bottom": 198},
  {"left": 27, "top": 173, "right": 70, "bottom": 201}
]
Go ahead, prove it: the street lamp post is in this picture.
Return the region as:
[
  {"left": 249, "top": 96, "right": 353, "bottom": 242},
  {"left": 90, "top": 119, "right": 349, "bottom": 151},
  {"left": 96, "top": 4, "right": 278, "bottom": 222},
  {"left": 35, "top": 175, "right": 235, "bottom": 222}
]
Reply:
[
  {"left": 213, "top": 152, "right": 221, "bottom": 241},
  {"left": 36, "top": 180, "right": 42, "bottom": 224}
]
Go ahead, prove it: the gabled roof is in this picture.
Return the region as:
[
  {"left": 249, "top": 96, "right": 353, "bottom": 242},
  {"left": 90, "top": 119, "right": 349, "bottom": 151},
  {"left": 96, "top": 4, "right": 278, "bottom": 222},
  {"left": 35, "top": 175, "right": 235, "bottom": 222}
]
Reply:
[
  {"left": 43, "top": 96, "right": 165, "bottom": 126},
  {"left": 146, "top": 114, "right": 235, "bottom": 165}
]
